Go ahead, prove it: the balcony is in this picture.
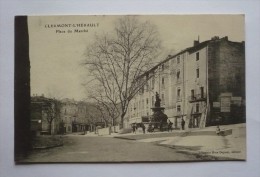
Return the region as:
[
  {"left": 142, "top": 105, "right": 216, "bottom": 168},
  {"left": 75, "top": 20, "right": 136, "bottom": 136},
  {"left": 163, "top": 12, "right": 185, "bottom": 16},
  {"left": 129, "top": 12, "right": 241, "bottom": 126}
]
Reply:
[{"left": 189, "top": 94, "right": 206, "bottom": 103}]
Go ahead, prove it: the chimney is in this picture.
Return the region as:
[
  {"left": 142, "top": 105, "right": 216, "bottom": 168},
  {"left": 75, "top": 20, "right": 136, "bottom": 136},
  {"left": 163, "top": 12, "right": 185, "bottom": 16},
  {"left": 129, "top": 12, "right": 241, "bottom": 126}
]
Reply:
[
  {"left": 223, "top": 36, "right": 228, "bottom": 41},
  {"left": 211, "top": 36, "right": 220, "bottom": 40},
  {"left": 193, "top": 40, "right": 199, "bottom": 46}
]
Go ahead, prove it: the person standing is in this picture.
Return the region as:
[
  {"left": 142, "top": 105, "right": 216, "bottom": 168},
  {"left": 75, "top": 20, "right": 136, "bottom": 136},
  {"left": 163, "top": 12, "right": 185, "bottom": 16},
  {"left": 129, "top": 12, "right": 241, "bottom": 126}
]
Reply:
[
  {"left": 216, "top": 125, "right": 221, "bottom": 135},
  {"left": 141, "top": 122, "right": 146, "bottom": 134},
  {"left": 168, "top": 120, "right": 173, "bottom": 132},
  {"left": 181, "top": 118, "right": 185, "bottom": 130},
  {"left": 132, "top": 123, "right": 136, "bottom": 134}
]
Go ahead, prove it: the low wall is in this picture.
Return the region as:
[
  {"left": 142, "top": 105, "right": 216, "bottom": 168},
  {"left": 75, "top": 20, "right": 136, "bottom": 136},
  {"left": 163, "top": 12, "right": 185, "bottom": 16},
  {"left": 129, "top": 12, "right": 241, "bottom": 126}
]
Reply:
[{"left": 98, "top": 127, "right": 111, "bottom": 136}]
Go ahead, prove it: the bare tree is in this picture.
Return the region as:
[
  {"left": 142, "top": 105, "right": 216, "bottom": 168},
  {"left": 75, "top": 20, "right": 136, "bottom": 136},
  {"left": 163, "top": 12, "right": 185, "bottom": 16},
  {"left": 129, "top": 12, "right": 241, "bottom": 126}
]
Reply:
[
  {"left": 84, "top": 16, "right": 161, "bottom": 128},
  {"left": 87, "top": 84, "right": 120, "bottom": 128},
  {"left": 43, "top": 99, "right": 61, "bottom": 134}
]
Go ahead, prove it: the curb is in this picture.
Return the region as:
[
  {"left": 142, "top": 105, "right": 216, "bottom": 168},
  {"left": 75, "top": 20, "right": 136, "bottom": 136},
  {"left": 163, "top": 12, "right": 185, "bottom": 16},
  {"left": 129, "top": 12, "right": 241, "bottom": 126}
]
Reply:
[
  {"left": 113, "top": 136, "right": 137, "bottom": 140},
  {"left": 113, "top": 130, "right": 220, "bottom": 141},
  {"left": 33, "top": 143, "right": 63, "bottom": 149},
  {"left": 33, "top": 143, "right": 63, "bottom": 150}
]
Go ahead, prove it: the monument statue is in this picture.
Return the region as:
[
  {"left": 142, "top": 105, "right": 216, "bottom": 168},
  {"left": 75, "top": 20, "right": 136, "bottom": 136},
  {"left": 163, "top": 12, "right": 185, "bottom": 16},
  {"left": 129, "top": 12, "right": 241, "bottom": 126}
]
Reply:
[
  {"left": 151, "top": 91, "right": 168, "bottom": 131},
  {"left": 155, "top": 92, "right": 161, "bottom": 107}
]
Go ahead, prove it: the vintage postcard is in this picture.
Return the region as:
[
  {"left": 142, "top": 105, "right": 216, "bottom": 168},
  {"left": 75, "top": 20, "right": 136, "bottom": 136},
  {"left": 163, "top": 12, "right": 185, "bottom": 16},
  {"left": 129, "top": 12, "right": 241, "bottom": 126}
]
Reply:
[{"left": 15, "top": 15, "right": 246, "bottom": 163}]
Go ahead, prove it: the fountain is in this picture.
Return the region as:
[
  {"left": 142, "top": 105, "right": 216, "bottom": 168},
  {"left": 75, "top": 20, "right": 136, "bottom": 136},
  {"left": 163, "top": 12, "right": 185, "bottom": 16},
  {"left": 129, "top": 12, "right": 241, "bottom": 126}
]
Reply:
[{"left": 150, "top": 92, "right": 168, "bottom": 131}]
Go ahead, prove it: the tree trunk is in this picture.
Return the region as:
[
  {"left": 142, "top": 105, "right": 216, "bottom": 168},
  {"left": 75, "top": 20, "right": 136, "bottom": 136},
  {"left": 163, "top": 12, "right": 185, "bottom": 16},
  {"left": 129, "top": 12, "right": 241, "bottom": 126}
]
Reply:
[
  {"left": 120, "top": 112, "right": 126, "bottom": 129},
  {"left": 48, "top": 121, "right": 52, "bottom": 135}
]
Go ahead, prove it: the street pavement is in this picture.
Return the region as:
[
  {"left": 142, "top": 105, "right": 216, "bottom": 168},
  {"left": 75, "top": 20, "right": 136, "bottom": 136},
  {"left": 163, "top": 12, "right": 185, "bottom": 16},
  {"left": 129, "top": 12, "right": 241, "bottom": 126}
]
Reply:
[
  {"left": 115, "top": 123, "right": 246, "bottom": 160},
  {"left": 19, "top": 123, "right": 246, "bottom": 162},
  {"left": 20, "top": 135, "right": 200, "bottom": 163}
]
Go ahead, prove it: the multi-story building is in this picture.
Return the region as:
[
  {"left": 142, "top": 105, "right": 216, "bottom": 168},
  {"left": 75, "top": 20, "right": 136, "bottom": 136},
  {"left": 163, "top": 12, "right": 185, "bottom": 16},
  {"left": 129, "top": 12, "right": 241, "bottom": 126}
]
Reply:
[
  {"left": 125, "top": 36, "right": 245, "bottom": 129},
  {"left": 60, "top": 98, "right": 78, "bottom": 133},
  {"left": 60, "top": 98, "right": 90, "bottom": 133},
  {"left": 31, "top": 96, "right": 113, "bottom": 134},
  {"left": 60, "top": 99, "right": 109, "bottom": 133},
  {"left": 31, "top": 94, "right": 61, "bottom": 135}
]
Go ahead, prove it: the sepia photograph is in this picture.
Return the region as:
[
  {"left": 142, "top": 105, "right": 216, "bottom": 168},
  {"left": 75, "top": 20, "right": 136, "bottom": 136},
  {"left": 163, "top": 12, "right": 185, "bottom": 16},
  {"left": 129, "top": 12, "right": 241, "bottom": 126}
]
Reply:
[{"left": 15, "top": 15, "right": 246, "bottom": 163}]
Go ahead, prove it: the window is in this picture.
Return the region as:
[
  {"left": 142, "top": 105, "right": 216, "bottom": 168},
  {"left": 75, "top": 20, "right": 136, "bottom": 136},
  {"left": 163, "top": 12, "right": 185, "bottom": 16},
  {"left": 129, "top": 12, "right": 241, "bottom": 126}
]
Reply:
[
  {"left": 177, "top": 70, "right": 180, "bottom": 79},
  {"left": 177, "top": 105, "right": 181, "bottom": 112},
  {"left": 177, "top": 88, "right": 181, "bottom": 101},
  {"left": 161, "top": 64, "right": 164, "bottom": 71},
  {"left": 177, "top": 88, "right": 181, "bottom": 97},
  {"left": 151, "top": 76, "right": 155, "bottom": 89},
  {"left": 146, "top": 98, "right": 149, "bottom": 108},
  {"left": 162, "top": 77, "right": 165, "bottom": 88},
  {"left": 191, "top": 89, "right": 195, "bottom": 99},
  {"left": 200, "top": 87, "right": 204, "bottom": 98},
  {"left": 177, "top": 56, "right": 180, "bottom": 63},
  {"left": 141, "top": 85, "right": 144, "bottom": 94},
  {"left": 161, "top": 94, "right": 164, "bottom": 105},
  {"left": 152, "top": 96, "right": 154, "bottom": 106},
  {"left": 196, "top": 52, "right": 199, "bottom": 61},
  {"left": 196, "top": 68, "right": 199, "bottom": 78},
  {"left": 196, "top": 104, "right": 200, "bottom": 113}
]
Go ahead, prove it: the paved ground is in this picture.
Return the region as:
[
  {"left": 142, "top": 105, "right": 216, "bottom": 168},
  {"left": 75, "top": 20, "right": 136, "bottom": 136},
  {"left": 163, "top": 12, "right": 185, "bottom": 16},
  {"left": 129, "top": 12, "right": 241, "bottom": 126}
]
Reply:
[
  {"left": 18, "top": 123, "right": 246, "bottom": 163},
  {"left": 117, "top": 123, "right": 246, "bottom": 160},
  {"left": 19, "top": 135, "right": 201, "bottom": 163}
]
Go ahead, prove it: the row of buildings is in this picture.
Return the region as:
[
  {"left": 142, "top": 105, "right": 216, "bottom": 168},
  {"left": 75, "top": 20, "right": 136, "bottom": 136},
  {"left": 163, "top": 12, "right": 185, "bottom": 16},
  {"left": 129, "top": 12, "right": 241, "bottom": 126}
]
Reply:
[
  {"left": 30, "top": 96, "right": 105, "bottom": 135},
  {"left": 30, "top": 36, "right": 245, "bottom": 133},
  {"left": 124, "top": 36, "right": 245, "bottom": 129}
]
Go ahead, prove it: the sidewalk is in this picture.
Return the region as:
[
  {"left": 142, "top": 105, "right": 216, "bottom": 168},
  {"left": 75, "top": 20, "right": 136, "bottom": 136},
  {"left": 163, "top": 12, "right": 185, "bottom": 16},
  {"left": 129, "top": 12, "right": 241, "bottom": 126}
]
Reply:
[
  {"left": 114, "top": 123, "right": 246, "bottom": 160},
  {"left": 32, "top": 135, "right": 64, "bottom": 149}
]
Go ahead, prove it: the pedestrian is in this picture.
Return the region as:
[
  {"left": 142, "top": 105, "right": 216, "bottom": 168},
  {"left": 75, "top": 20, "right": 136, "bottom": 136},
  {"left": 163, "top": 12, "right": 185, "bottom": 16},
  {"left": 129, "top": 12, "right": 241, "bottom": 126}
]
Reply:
[
  {"left": 168, "top": 120, "right": 173, "bottom": 132},
  {"left": 132, "top": 123, "right": 136, "bottom": 134},
  {"left": 216, "top": 125, "right": 221, "bottom": 135},
  {"left": 181, "top": 118, "right": 185, "bottom": 130},
  {"left": 141, "top": 122, "right": 146, "bottom": 134},
  {"left": 148, "top": 123, "right": 154, "bottom": 133},
  {"left": 159, "top": 120, "right": 163, "bottom": 132}
]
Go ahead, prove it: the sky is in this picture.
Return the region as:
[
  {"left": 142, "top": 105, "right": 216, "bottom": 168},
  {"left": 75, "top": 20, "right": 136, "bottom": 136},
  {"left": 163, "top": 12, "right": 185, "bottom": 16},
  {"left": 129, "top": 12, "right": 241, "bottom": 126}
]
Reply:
[{"left": 28, "top": 15, "right": 244, "bottom": 100}]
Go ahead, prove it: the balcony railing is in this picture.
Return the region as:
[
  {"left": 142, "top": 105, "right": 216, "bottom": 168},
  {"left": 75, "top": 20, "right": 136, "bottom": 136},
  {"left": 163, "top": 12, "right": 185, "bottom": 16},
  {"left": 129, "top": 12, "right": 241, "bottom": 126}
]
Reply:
[{"left": 189, "top": 94, "right": 206, "bottom": 103}]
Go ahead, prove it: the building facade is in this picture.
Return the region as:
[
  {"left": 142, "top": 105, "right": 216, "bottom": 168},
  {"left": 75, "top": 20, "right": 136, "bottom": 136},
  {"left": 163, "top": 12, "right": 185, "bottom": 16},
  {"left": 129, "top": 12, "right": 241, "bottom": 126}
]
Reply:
[
  {"left": 125, "top": 36, "right": 245, "bottom": 129},
  {"left": 31, "top": 95, "right": 61, "bottom": 135},
  {"left": 60, "top": 99, "right": 89, "bottom": 133}
]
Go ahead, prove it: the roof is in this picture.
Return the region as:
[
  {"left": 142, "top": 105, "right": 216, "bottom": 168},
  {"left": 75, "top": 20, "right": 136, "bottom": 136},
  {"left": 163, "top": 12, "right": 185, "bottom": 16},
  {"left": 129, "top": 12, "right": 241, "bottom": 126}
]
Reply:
[
  {"left": 140, "top": 36, "right": 244, "bottom": 78},
  {"left": 139, "top": 39, "right": 210, "bottom": 78}
]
